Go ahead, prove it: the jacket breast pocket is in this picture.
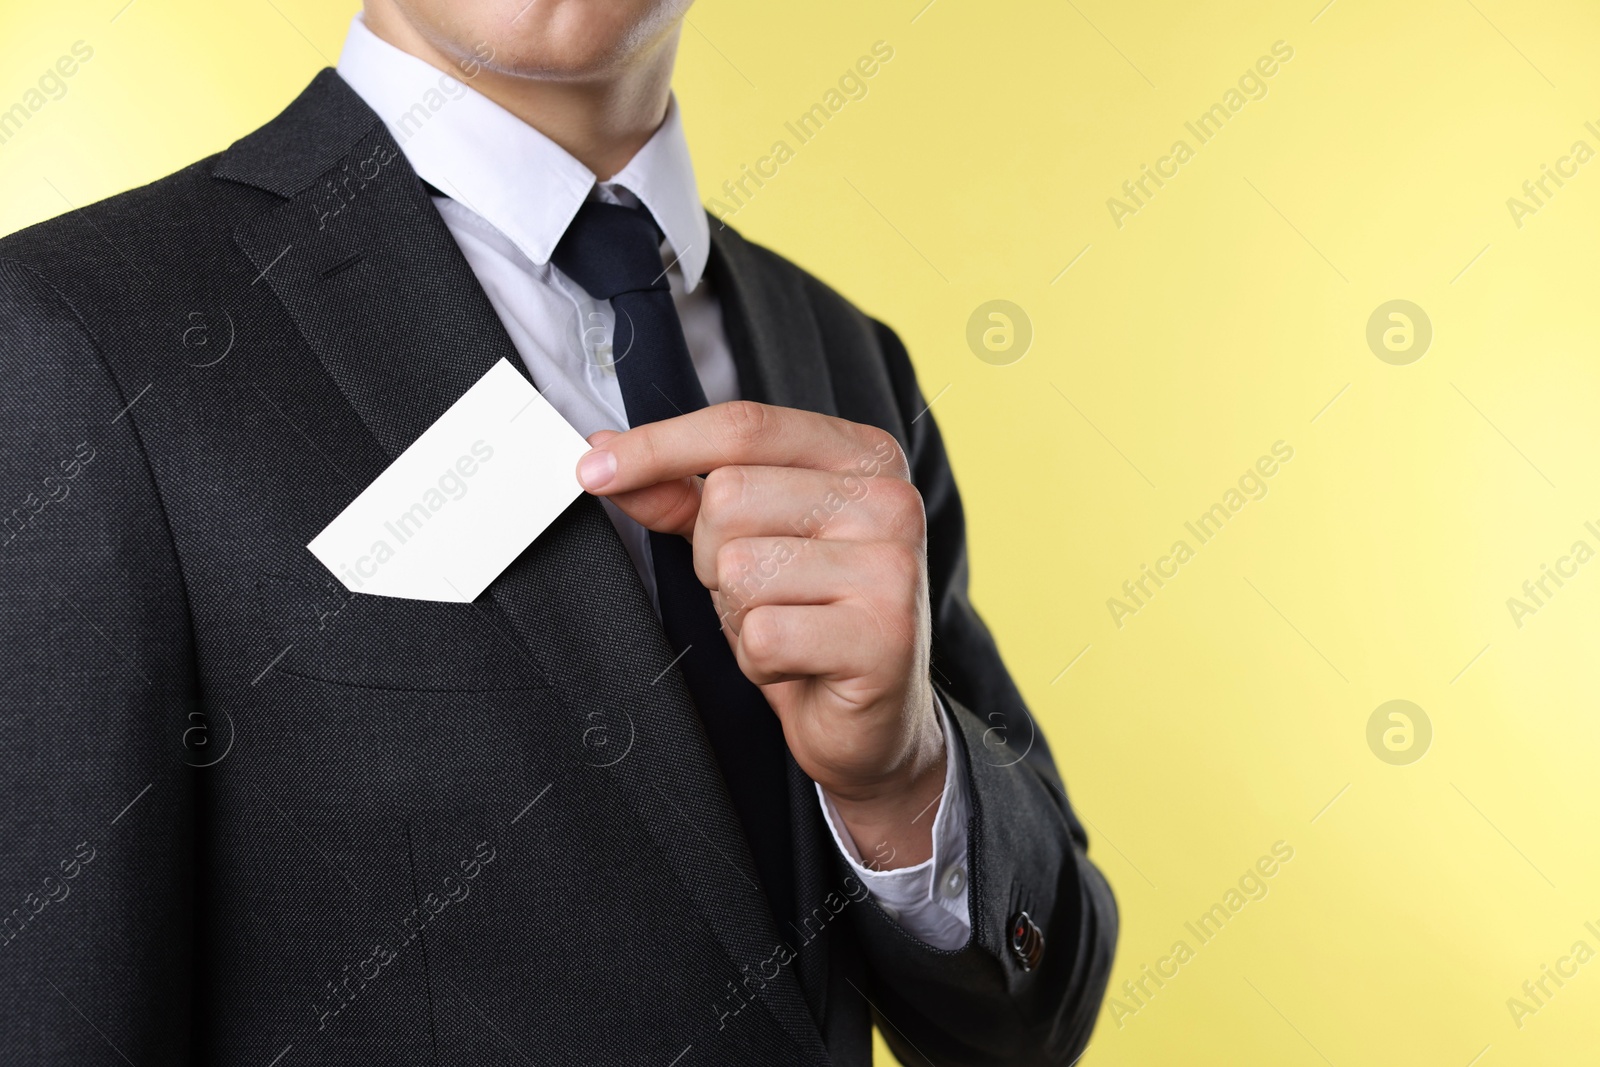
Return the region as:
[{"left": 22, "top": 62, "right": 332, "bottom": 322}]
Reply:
[{"left": 256, "top": 572, "right": 548, "bottom": 693}]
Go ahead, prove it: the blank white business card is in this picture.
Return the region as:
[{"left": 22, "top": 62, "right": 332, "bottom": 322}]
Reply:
[{"left": 307, "top": 359, "right": 590, "bottom": 603}]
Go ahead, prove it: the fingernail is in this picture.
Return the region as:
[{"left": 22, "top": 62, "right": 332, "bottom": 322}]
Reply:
[{"left": 577, "top": 449, "right": 617, "bottom": 490}]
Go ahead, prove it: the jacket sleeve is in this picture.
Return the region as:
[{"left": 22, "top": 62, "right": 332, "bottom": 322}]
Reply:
[
  {"left": 0, "top": 258, "right": 196, "bottom": 1063},
  {"left": 848, "top": 319, "right": 1118, "bottom": 1066}
]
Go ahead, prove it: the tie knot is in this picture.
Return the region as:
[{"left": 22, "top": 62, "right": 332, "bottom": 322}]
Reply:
[{"left": 549, "top": 199, "right": 669, "bottom": 301}]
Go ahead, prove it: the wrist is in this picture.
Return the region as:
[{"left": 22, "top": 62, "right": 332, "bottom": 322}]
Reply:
[{"left": 822, "top": 696, "right": 946, "bottom": 869}]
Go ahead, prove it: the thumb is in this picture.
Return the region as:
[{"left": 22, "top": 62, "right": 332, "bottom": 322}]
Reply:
[{"left": 579, "top": 430, "right": 702, "bottom": 538}]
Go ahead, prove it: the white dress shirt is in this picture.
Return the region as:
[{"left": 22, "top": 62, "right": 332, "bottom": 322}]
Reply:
[{"left": 337, "top": 15, "right": 970, "bottom": 949}]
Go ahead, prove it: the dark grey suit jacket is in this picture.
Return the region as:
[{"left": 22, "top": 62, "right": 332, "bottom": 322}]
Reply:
[{"left": 0, "top": 70, "right": 1115, "bottom": 1065}]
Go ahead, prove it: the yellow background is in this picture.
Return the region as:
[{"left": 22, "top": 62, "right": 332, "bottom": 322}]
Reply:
[{"left": 6, "top": 1, "right": 1600, "bottom": 1063}]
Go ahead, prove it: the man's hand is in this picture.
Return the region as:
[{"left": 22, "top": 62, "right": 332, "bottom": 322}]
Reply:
[{"left": 576, "top": 401, "right": 945, "bottom": 869}]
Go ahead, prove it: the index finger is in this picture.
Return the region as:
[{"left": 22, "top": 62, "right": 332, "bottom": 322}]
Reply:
[{"left": 575, "top": 401, "right": 909, "bottom": 495}]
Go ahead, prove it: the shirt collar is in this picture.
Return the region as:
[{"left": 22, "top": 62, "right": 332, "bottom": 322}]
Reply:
[{"left": 335, "top": 14, "right": 709, "bottom": 291}]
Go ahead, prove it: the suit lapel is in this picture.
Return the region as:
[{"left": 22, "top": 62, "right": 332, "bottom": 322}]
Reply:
[
  {"left": 709, "top": 222, "right": 852, "bottom": 1021},
  {"left": 218, "top": 70, "right": 829, "bottom": 1061},
  {"left": 707, "top": 222, "right": 839, "bottom": 419}
]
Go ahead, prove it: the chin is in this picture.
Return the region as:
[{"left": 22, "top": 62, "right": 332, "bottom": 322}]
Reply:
[{"left": 411, "top": 0, "right": 684, "bottom": 81}]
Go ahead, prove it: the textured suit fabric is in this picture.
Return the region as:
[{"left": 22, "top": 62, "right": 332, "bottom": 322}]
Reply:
[
  {"left": 551, "top": 200, "right": 795, "bottom": 934},
  {"left": 0, "top": 69, "right": 1117, "bottom": 1065}
]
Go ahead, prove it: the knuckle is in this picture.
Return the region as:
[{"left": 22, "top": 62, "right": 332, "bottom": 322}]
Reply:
[
  {"left": 716, "top": 540, "right": 758, "bottom": 592},
  {"left": 874, "top": 473, "right": 920, "bottom": 510},
  {"left": 700, "top": 467, "right": 744, "bottom": 523},
  {"left": 720, "top": 400, "right": 772, "bottom": 448},
  {"left": 876, "top": 539, "right": 922, "bottom": 581},
  {"left": 875, "top": 478, "right": 927, "bottom": 539},
  {"left": 740, "top": 608, "right": 782, "bottom": 661},
  {"left": 862, "top": 427, "right": 909, "bottom": 480},
  {"left": 860, "top": 542, "right": 924, "bottom": 617},
  {"left": 630, "top": 426, "right": 663, "bottom": 478}
]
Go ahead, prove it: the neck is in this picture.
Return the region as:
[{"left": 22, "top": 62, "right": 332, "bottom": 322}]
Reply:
[{"left": 359, "top": 11, "right": 680, "bottom": 181}]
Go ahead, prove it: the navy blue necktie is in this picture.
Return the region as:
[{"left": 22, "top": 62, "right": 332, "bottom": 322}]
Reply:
[{"left": 551, "top": 199, "right": 795, "bottom": 931}]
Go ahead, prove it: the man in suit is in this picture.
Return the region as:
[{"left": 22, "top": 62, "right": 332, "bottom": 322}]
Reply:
[{"left": 0, "top": 1, "right": 1115, "bottom": 1063}]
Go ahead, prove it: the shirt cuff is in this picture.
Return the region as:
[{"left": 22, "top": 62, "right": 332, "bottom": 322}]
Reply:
[{"left": 813, "top": 692, "right": 972, "bottom": 950}]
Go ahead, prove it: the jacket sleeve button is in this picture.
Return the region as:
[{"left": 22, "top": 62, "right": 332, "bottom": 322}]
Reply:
[{"left": 1008, "top": 910, "right": 1044, "bottom": 972}]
